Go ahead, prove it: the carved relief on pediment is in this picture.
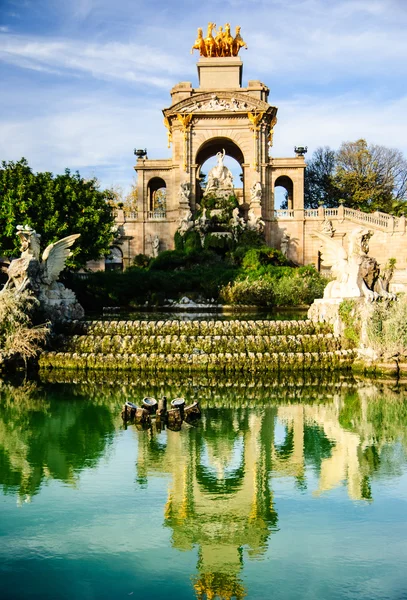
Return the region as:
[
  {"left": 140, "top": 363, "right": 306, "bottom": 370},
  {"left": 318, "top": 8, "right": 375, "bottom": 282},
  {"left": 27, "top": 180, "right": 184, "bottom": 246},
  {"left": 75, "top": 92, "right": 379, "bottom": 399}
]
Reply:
[{"left": 165, "top": 92, "right": 272, "bottom": 117}]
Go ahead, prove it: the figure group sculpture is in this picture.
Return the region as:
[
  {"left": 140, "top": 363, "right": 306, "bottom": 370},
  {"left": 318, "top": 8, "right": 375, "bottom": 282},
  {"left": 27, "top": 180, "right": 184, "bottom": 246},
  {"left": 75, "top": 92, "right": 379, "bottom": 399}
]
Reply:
[
  {"left": 191, "top": 23, "right": 247, "bottom": 58},
  {"left": 1, "top": 225, "right": 84, "bottom": 321},
  {"left": 315, "top": 227, "right": 396, "bottom": 301},
  {"left": 204, "top": 149, "right": 234, "bottom": 196}
]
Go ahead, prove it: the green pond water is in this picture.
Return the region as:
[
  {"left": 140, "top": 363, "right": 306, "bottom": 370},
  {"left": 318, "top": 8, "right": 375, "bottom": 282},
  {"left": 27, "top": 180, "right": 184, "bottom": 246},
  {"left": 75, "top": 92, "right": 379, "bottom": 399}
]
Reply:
[{"left": 1, "top": 372, "right": 407, "bottom": 600}]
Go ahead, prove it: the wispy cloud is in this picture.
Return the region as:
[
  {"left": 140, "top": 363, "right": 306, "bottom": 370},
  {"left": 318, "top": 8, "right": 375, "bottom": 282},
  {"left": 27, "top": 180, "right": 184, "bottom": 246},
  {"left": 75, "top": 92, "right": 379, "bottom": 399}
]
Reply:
[
  {"left": 0, "top": 0, "right": 406, "bottom": 192},
  {"left": 0, "top": 34, "right": 192, "bottom": 88}
]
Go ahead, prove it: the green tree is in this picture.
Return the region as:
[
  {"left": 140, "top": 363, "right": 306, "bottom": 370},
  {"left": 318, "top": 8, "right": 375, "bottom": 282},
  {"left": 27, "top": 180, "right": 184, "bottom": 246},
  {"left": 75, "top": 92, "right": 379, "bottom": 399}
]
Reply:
[
  {"left": 335, "top": 139, "right": 394, "bottom": 212},
  {"left": 304, "top": 140, "right": 407, "bottom": 214},
  {"left": 304, "top": 146, "right": 340, "bottom": 208},
  {"left": 0, "top": 158, "right": 115, "bottom": 268}
]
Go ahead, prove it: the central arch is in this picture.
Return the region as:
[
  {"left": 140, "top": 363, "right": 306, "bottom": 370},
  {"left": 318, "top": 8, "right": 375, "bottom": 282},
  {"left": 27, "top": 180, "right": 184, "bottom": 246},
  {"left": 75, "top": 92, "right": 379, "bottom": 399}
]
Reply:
[
  {"left": 195, "top": 137, "right": 245, "bottom": 205},
  {"left": 195, "top": 136, "right": 245, "bottom": 167}
]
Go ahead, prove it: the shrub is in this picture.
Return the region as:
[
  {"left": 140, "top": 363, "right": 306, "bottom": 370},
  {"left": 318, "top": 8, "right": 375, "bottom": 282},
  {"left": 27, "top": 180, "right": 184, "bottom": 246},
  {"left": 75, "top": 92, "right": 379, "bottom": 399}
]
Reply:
[
  {"left": 133, "top": 253, "right": 151, "bottom": 268},
  {"left": 220, "top": 277, "right": 275, "bottom": 306},
  {"left": 220, "top": 265, "right": 325, "bottom": 307},
  {"left": 365, "top": 295, "right": 407, "bottom": 355},
  {"left": 184, "top": 230, "right": 202, "bottom": 253},
  {"left": 0, "top": 290, "right": 48, "bottom": 367},
  {"left": 204, "top": 233, "right": 234, "bottom": 254},
  {"left": 242, "top": 247, "right": 288, "bottom": 270}
]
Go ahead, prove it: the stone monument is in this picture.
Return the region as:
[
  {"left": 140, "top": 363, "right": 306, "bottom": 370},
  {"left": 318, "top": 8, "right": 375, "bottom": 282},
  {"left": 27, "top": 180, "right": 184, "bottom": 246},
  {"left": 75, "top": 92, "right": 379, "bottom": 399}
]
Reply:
[{"left": 1, "top": 225, "right": 84, "bottom": 322}]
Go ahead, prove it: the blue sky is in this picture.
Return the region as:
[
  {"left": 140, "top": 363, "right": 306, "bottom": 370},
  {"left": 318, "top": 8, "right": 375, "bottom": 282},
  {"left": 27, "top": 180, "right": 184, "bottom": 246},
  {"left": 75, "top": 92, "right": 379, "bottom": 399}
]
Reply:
[{"left": 1, "top": 0, "right": 407, "bottom": 193}]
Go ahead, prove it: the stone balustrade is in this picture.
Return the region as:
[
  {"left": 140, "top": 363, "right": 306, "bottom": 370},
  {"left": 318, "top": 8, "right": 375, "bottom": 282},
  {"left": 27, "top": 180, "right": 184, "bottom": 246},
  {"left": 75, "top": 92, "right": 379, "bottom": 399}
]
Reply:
[{"left": 274, "top": 205, "right": 406, "bottom": 233}]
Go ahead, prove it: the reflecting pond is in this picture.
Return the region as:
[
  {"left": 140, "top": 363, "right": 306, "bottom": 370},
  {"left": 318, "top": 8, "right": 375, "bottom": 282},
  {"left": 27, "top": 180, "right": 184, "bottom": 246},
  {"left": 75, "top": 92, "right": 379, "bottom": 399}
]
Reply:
[{"left": 1, "top": 373, "right": 407, "bottom": 599}]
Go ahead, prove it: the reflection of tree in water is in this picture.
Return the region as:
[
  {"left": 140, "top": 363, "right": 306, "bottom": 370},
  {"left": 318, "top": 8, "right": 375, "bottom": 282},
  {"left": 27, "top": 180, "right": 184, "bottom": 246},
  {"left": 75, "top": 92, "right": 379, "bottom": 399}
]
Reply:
[{"left": 0, "top": 380, "right": 116, "bottom": 502}]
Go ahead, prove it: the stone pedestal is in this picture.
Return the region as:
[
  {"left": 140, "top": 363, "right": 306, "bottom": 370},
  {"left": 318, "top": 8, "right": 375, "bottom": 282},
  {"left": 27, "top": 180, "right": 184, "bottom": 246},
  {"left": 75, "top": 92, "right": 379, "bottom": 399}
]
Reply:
[
  {"left": 307, "top": 297, "right": 364, "bottom": 336},
  {"left": 197, "top": 57, "right": 242, "bottom": 89}
]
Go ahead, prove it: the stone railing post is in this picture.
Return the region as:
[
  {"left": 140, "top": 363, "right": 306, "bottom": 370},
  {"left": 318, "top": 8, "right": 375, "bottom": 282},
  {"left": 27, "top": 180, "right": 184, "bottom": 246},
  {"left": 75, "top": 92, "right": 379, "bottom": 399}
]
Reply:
[{"left": 338, "top": 204, "right": 345, "bottom": 221}]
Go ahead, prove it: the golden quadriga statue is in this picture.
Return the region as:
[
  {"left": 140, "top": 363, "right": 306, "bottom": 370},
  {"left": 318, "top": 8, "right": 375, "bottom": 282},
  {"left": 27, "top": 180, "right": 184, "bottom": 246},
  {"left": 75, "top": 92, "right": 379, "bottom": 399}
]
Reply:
[{"left": 191, "top": 22, "right": 247, "bottom": 57}]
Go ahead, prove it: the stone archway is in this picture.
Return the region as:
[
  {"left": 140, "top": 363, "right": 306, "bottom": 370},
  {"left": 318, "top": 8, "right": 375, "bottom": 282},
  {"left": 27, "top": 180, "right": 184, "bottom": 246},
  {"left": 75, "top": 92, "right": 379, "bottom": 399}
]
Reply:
[
  {"left": 147, "top": 177, "right": 167, "bottom": 217},
  {"left": 195, "top": 137, "right": 245, "bottom": 205},
  {"left": 274, "top": 175, "right": 294, "bottom": 210}
]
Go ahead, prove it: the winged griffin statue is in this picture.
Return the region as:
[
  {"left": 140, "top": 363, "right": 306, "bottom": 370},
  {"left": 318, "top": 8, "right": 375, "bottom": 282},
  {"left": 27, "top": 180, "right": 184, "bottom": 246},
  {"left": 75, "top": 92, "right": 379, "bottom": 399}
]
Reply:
[
  {"left": 314, "top": 226, "right": 395, "bottom": 301},
  {"left": 1, "top": 225, "right": 84, "bottom": 321}
]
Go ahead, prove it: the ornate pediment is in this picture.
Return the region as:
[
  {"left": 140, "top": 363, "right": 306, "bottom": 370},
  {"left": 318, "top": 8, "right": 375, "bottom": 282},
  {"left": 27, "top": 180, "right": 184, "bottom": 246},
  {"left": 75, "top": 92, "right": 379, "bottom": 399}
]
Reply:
[{"left": 164, "top": 92, "right": 274, "bottom": 118}]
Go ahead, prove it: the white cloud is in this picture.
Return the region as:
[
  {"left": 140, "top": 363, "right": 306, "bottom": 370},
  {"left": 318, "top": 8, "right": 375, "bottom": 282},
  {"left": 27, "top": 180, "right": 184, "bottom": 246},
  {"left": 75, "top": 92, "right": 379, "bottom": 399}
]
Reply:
[
  {"left": 272, "top": 93, "right": 407, "bottom": 158},
  {"left": 0, "top": 34, "right": 193, "bottom": 88},
  {"left": 1, "top": 0, "right": 407, "bottom": 192}
]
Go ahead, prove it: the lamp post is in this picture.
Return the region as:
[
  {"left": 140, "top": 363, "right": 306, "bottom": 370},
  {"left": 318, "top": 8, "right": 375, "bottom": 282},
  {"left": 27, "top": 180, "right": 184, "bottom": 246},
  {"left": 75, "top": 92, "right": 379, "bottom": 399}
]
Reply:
[
  {"left": 294, "top": 146, "right": 308, "bottom": 157},
  {"left": 134, "top": 148, "right": 147, "bottom": 159}
]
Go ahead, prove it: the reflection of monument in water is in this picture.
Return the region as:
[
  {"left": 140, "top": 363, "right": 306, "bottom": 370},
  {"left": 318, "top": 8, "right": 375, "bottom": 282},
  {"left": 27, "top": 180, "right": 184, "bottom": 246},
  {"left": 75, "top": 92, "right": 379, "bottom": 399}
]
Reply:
[
  {"left": 135, "top": 385, "right": 407, "bottom": 599},
  {"left": 137, "top": 409, "right": 277, "bottom": 599}
]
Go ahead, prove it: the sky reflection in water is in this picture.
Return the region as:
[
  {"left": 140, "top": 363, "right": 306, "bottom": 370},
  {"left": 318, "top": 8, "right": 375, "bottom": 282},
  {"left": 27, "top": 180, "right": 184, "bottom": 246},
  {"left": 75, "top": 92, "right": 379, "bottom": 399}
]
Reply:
[{"left": 0, "top": 373, "right": 407, "bottom": 600}]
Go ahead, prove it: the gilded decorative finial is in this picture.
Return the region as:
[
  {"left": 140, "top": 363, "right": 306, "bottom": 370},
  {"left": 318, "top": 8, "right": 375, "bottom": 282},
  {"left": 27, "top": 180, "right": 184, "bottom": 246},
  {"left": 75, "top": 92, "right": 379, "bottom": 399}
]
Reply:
[
  {"left": 176, "top": 113, "right": 193, "bottom": 131},
  {"left": 248, "top": 112, "right": 264, "bottom": 129},
  {"left": 163, "top": 117, "right": 172, "bottom": 148},
  {"left": 191, "top": 23, "right": 247, "bottom": 57}
]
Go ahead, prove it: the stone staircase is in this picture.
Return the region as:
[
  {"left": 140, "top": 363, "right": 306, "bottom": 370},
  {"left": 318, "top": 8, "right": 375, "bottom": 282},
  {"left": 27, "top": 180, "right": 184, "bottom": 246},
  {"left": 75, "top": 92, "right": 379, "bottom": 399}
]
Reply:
[{"left": 39, "top": 319, "right": 355, "bottom": 373}]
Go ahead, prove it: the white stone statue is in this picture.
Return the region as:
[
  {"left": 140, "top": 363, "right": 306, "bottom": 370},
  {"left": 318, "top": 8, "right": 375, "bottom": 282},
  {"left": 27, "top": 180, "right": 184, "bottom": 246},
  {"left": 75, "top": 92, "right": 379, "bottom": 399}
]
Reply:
[
  {"left": 195, "top": 208, "right": 208, "bottom": 233},
  {"left": 250, "top": 181, "right": 262, "bottom": 205},
  {"left": 1, "top": 225, "right": 84, "bottom": 321},
  {"left": 280, "top": 232, "right": 290, "bottom": 257},
  {"left": 320, "top": 219, "right": 335, "bottom": 237},
  {"left": 247, "top": 209, "right": 265, "bottom": 233},
  {"left": 179, "top": 181, "right": 191, "bottom": 205},
  {"left": 178, "top": 209, "right": 194, "bottom": 236},
  {"left": 230, "top": 207, "right": 246, "bottom": 240},
  {"left": 314, "top": 227, "right": 396, "bottom": 301},
  {"left": 204, "top": 149, "right": 234, "bottom": 196},
  {"left": 150, "top": 234, "right": 160, "bottom": 258}
]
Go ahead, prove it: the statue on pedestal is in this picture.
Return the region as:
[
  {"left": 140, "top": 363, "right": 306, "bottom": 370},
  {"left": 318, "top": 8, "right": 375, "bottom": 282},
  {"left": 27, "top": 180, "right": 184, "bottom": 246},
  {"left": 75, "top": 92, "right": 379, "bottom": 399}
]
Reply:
[
  {"left": 204, "top": 149, "right": 234, "bottom": 197},
  {"left": 314, "top": 227, "right": 396, "bottom": 301},
  {"left": 178, "top": 210, "right": 194, "bottom": 236},
  {"left": 247, "top": 209, "right": 265, "bottom": 233},
  {"left": 1, "top": 225, "right": 84, "bottom": 321},
  {"left": 150, "top": 234, "right": 160, "bottom": 258},
  {"left": 250, "top": 181, "right": 262, "bottom": 206}
]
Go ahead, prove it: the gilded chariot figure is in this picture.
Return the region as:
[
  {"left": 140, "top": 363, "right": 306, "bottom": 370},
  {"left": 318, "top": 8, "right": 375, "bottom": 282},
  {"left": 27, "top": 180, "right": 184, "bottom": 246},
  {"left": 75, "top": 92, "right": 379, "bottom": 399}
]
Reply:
[{"left": 191, "top": 22, "right": 247, "bottom": 58}]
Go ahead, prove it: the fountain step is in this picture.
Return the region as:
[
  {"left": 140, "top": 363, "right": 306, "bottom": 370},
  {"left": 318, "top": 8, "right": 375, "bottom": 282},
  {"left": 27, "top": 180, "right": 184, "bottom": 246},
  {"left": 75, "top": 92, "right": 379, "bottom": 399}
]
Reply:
[{"left": 39, "top": 349, "right": 355, "bottom": 372}]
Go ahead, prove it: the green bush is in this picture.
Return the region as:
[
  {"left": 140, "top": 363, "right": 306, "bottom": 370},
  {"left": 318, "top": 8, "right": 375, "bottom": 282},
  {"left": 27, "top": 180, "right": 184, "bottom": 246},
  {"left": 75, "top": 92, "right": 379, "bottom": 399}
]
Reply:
[
  {"left": 366, "top": 295, "right": 407, "bottom": 355},
  {"left": 0, "top": 289, "right": 48, "bottom": 367},
  {"left": 220, "top": 277, "right": 275, "bottom": 306},
  {"left": 242, "top": 247, "right": 289, "bottom": 270},
  {"left": 204, "top": 233, "right": 234, "bottom": 254},
  {"left": 132, "top": 253, "right": 151, "bottom": 268},
  {"left": 220, "top": 265, "right": 325, "bottom": 307},
  {"left": 183, "top": 230, "right": 202, "bottom": 253}
]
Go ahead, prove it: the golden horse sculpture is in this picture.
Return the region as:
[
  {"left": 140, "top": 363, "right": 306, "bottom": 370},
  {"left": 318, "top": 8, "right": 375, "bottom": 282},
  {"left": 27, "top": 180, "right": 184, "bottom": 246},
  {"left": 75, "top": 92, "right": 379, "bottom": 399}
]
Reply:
[
  {"left": 204, "top": 22, "right": 217, "bottom": 57},
  {"left": 191, "top": 27, "right": 207, "bottom": 56},
  {"left": 192, "top": 23, "right": 247, "bottom": 57}
]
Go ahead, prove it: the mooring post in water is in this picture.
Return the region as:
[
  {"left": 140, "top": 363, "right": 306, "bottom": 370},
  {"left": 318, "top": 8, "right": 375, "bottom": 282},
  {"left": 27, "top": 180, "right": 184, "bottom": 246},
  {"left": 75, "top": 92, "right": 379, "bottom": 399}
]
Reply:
[
  {"left": 184, "top": 401, "right": 201, "bottom": 422},
  {"left": 167, "top": 407, "right": 182, "bottom": 431},
  {"left": 135, "top": 407, "right": 151, "bottom": 425},
  {"left": 121, "top": 401, "right": 138, "bottom": 421},
  {"left": 156, "top": 396, "right": 167, "bottom": 429}
]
